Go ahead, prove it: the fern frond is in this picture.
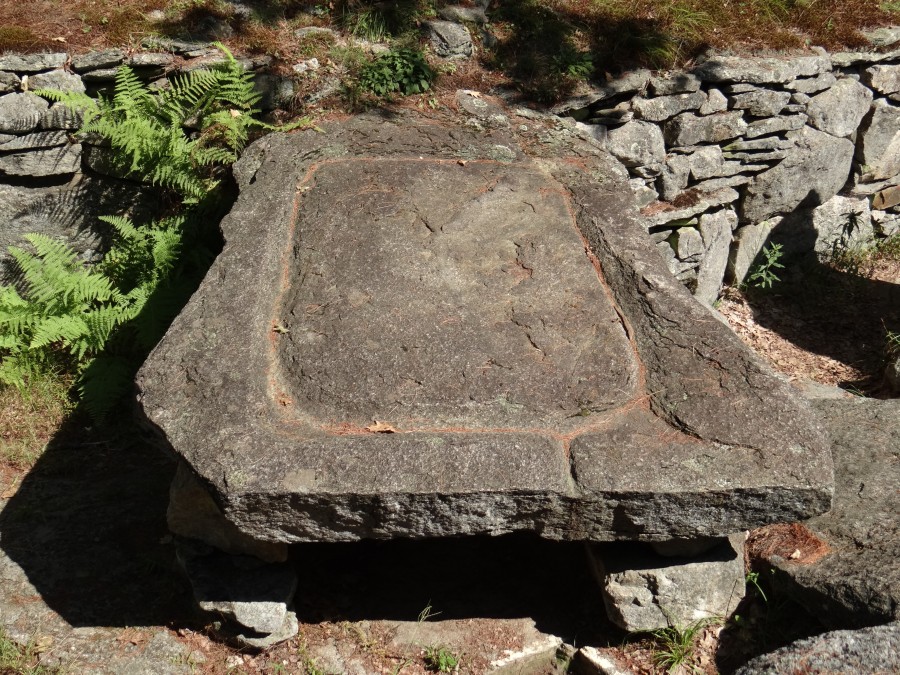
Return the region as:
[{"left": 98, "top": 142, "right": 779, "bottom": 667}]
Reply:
[
  {"left": 77, "top": 355, "right": 135, "bottom": 422},
  {"left": 29, "top": 315, "right": 89, "bottom": 351}
]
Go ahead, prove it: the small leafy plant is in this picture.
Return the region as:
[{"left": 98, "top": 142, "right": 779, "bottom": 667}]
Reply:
[
  {"left": 747, "top": 242, "right": 785, "bottom": 289},
  {"left": 650, "top": 618, "right": 715, "bottom": 674},
  {"left": 359, "top": 48, "right": 436, "bottom": 97},
  {"left": 423, "top": 645, "right": 460, "bottom": 673}
]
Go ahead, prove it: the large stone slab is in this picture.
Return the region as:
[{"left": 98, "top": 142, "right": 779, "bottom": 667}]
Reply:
[
  {"left": 761, "top": 397, "right": 900, "bottom": 629},
  {"left": 136, "top": 115, "right": 832, "bottom": 550}
]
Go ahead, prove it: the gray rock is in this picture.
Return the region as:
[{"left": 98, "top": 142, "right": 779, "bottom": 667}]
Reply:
[
  {"left": 832, "top": 48, "right": 900, "bottom": 68},
  {"left": 741, "top": 125, "right": 854, "bottom": 222},
  {"left": 632, "top": 91, "right": 706, "bottom": 122},
  {"left": 0, "top": 53, "right": 66, "bottom": 73},
  {"left": 590, "top": 536, "right": 745, "bottom": 632},
  {"left": 729, "top": 89, "right": 791, "bottom": 117},
  {"left": 28, "top": 69, "right": 86, "bottom": 94},
  {"left": 136, "top": 117, "right": 832, "bottom": 548},
  {"left": 673, "top": 226, "right": 704, "bottom": 262},
  {"left": 71, "top": 49, "right": 124, "bottom": 72},
  {"left": 0, "top": 71, "right": 20, "bottom": 94},
  {"left": 724, "top": 137, "right": 794, "bottom": 152},
  {"left": 656, "top": 153, "right": 690, "bottom": 201},
  {"left": 644, "top": 187, "right": 740, "bottom": 226},
  {"left": 628, "top": 178, "right": 658, "bottom": 208},
  {"left": 630, "top": 164, "right": 661, "bottom": 179},
  {"left": 576, "top": 647, "right": 636, "bottom": 675},
  {"left": 253, "top": 73, "right": 294, "bottom": 110},
  {"left": 861, "top": 25, "right": 900, "bottom": 48},
  {"left": 425, "top": 20, "right": 473, "bottom": 59},
  {"left": 178, "top": 545, "right": 298, "bottom": 640},
  {"left": 649, "top": 72, "right": 701, "bottom": 96},
  {"left": 0, "top": 130, "right": 68, "bottom": 151},
  {"left": 605, "top": 120, "right": 666, "bottom": 168},
  {"left": 698, "top": 88, "right": 728, "bottom": 115},
  {"left": 728, "top": 219, "right": 777, "bottom": 284},
  {"left": 293, "top": 26, "right": 339, "bottom": 40},
  {"left": 694, "top": 209, "right": 735, "bottom": 306},
  {"left": 743, "top": 113, "right": 807, "bottom": 138},
  {"left": 439, "top": 5, "right": 487, "bottom": 24},
  {"left": 688, "top": 145, "right": 725, "bottom": 181},
  {"left": 722, "top": 83, "right": 758, "bottom": 94},
  {"left": 856, "top": 99, "right": 900, "bottom": 181},
  {"left": 39, "top": 101, "right": 83, "bottom": 130},
  {"left": 127, "top": 52, "right": 175, "bottom": 68},
  {"left": 549, "top": 70, "right": 652, "bottom": 115},
  {"left": 722, "top": 149, "right": 789, "bottom": 162},
  {"left": 786, "top": 71, "right": 837, "bottom": 94},
  {"left": 0, "top": 143, "right": 81, "bottom": 176},
  {"left": 168, "top": 463, "right": 288, "bottom": 563},
  {"left": 874, "top": 184, "right": 900, "bottom": 210},
  {"left": 872, "top": 209, "right": 900, "bottom": 237},
  {"left": 760, "top": 398, "right": 900, "bottom": 628},
  {"left": 790, "top": 92, "right": 810, "bottom": 105},
  {"left": 81, "top": 68, "right": 119, "bottom": 83},
  {"left": 664, "top": 112, "right": 747, "bottom": 146},
  {"left": 0, "top": 92, "right": 49, "bottom": 133},
  {"left": 692, "top": 52, "right": 831, "bottom": 85},
  {"left": 806, "top": 78, "right": 873, "bottom": 137},
  {"left": 863, "top": 63, "right": 900, "bottom": 95},
  {"left": 735, "top": 623, "right": 900, "bottom": 675},
  {"left": 719, "top": 160, "right": 769, "bottom": 176},
  {"left": 774, "top": 194, "right": 873, "bottom": 257},
  {"left": 691, "top": 174, "right": 754, "bottom": 193},
  {"left": 656, "top": 240, "right": 697, "bottom": 279}
]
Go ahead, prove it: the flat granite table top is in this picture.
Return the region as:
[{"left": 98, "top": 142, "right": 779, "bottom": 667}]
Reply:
[{"left": 137, "top": 113, "right": 834, "bottom": 546}]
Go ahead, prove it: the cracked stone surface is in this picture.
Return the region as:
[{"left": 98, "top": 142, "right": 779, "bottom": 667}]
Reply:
[{"left": 137, "top": 113, "right": 833, "bottom": 548}]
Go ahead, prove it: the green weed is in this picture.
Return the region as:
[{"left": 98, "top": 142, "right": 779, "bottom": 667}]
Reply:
[
  {"left": 359, "top": 48, "right": 436, "bottom": 97},
  {"left": 747, "top": 243, "right": 785, "bottom": 289},
  {"left": 0, "top": 628, "right": 60, "bottom": 674},
  {"left": 649, "top": 618, "right": 715, "bottom": 674},
  {"left": 423, "top": 645, "right": 460, "bottom": 673}
]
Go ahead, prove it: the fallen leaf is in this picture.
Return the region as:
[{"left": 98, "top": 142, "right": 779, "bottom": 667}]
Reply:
[
  {"left": 52, "top": 36, "right": 67, "bottom": 42},
  {"left": 229, "top": 109, "right": 242, "bottom": 118},
  {"left": 366, "top": 420, "right": 397, "bottom": 433},
  {"left": 272, "top": 323, "right": 290, "bottom": 334},
  {"left": 457, "top": 159, "right": 467, "bottom": 166},
  {"left": 789, "top": 548, "right": 802, "bottom": 559}
]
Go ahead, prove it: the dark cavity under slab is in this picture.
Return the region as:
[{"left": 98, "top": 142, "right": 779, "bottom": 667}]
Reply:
[{"left": 136, "top": 114, "right": 833, "bottom": 548}]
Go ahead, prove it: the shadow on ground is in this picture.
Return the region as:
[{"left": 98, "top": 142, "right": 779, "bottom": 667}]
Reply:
[{"left": 0, "top": 419, "right": 611, "bottom": 646}]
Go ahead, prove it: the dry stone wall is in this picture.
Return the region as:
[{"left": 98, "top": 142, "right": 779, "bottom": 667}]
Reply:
[
  {"left": 0, "top": 42, "right": 290, "bottom": 271},
  {"left": 2, "top": 40, "right": 899, "bottom": 304},
  {"left": 559, "top": 44, "right": 900, "bottom": 304}
]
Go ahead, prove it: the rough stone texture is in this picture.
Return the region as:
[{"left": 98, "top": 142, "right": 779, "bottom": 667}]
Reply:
[
  {"left": 786, "top": 72, "right": 837, "bottom": 94},
  {"left": 29, "top": 69, "right": 86, "bottom": 94},
  {"left": 728, "top": 219, "right": 776, "bottom": 284},
  {"left": 0, "top": 52, "right": 66, "bottom": 73},
  {"left": 806, "top": 77, "right": 873, "bottom": 138},
  {"left": 762, "top": 398, "right": 900, "bottom": 629},
  {"left": 656, "top": 153, "right": 690, "bottom": 200},
  {"left": 857, "top": 98, "right": 900, "bottom": 181},
  {"left": 589, "top": 536, "right": 746, "bottom": 632},
  {"left": 673, "top": 226, "right": 703, "bottom": 262},
  {"left": 688, "top": 145, "right": 725, "bottom": 181},
  {"left": 643, "top": 187, "right": 740, "bottom": 226},
  {"left": 692, "top": 52, "right": 831, "bottom": 84},
  {"left": 576, "top": 647, "right": 635, "bottom": 675},
  {"left": 128, "top": 52, "right": 175, "bottom": 68},
  {"left": 0, "top": 92, "right": 49, "bottom": 134},
  {"left": 664, "top": 112, "right": 747, "bottom": 146},
  {"left": 863, "top": 63, "right": 900, "bottom": 95},
  {"left": 39, "top": 101, "right": 83, "bottom": 130},
  {"left": 729, "top": 89, "right": 790, "bottom": 117},
  {"left": 734, "top": 623, "right": 900, "bottom": 675},
  {"left": 425, "top": 20, "right": 473, "bottom": 59},
  {"left": 0, "top": 71, "right": 20, "bottom": 94},
  {"left": 439, "top": 5, "right": 487, "bottom": 24},
  {"left": 0, "top": 143, "right": 81, "bottom": 177},
  {"left": 743, "top": 113, "right": 807, "bottom": 138},
  {"left": 885, "top": 356, "right": 900, "bottom": 393},
  {"left": 741, "top": 125, "right": 854, "bottom": 222},
  {"left": 549, "top": 70, "right": 651, "bottom": 115},
  {"left": 649, "top": 72, "right": 701, "bottom": 96},
  {"left": 136, "top": 115, "right": 832, "bottom": 548},
  {"left": 773, "top": 194, "right": 874, "bottom": 257},
  {"left": 0, "top": 176, "right": 155, "bottom": 271},
  {"left": 168, "top": 463, "right": 287, "bottom": 563},
  {"left": 0, "top": 130, "right": 68, "bottom": 151},
  {"left": 178, "top": 544, "right": 298, "bottom": 644},
  {"left": 694, "top": 209, "right": 736, "bottom": 305},
  {"left": 632, "top": 91, "right": 706, "bottom": 122},
  {"left": 605, "top": 120, "right": 665, "bottom": 167},
  {"left": 699, "top": 88, "right": 728, "bottom": 115},
  {"left": 71, "top": 48, "right": 125, "bottom": 72}
]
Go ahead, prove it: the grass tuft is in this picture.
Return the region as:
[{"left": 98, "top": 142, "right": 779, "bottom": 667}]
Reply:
[{"left": 0, "top": 375, "right": 72, "bottom": 470}]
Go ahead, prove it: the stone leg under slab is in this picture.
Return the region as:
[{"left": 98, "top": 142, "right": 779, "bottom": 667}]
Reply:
[
  {"left": 588, "top": 535, "right": 746, "bottom": 632},
  {"left": 175, "top": 539, "right": 299, "bottom": 648}
]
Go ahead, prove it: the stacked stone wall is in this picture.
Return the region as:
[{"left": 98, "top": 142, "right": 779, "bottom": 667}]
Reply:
[{"left": 559, "top": 44, "right": 900, "bottom": 304}]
